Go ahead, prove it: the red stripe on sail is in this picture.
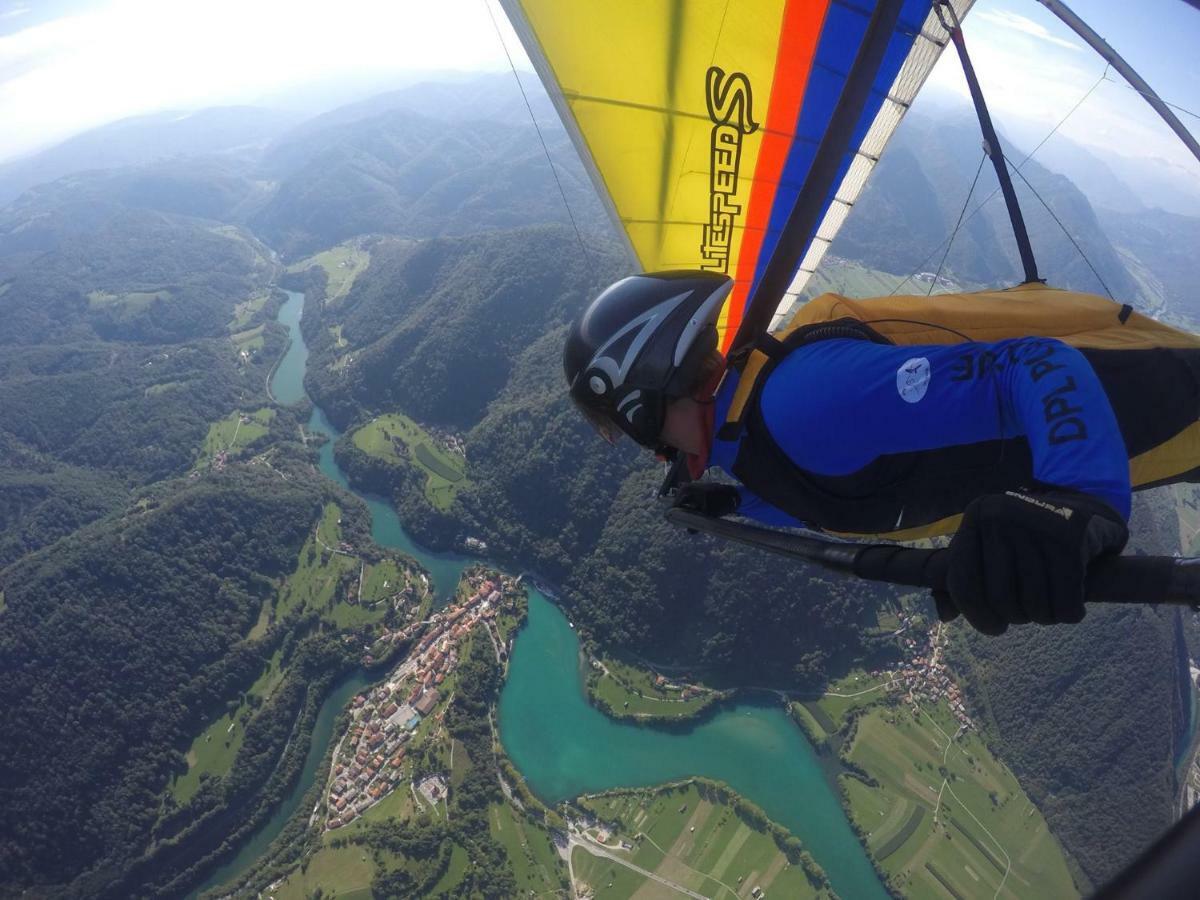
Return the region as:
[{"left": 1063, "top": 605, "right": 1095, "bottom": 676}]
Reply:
[{"left": 720, "top": 0, "right": 830, "bottom": 352}]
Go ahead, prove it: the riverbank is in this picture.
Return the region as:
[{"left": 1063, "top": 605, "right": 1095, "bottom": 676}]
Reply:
[{"left": 201, "top": 286, "right": 886, "bottom": 899}]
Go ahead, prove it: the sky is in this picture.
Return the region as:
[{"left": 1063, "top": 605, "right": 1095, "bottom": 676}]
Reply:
[
  {"left": 0, "top": 0, "right": 1196, "bottom": 173},
  {"left": 921, "top": 0, "right": 1200, "bottom": 173}
]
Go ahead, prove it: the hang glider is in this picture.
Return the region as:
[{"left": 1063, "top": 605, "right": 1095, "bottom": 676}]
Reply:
[{"left": 499, "top": 0, "right": 974, "bottom": 352}]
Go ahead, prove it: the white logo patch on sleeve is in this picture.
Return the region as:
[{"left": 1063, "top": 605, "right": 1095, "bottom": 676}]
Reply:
[{"left": 896, "top": 357, "right": 931, "bottom": 404}]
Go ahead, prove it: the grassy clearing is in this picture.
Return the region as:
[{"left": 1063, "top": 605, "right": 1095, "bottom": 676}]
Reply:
[
  {"left": 591, "top": 672, "right": 713, "bottom": 719},
  {"left": 576, "top": 782, "right": 822, "bottom": 899},
  {"left": 489, "top": 802, "right": 566, "bottom": 895},
  {"left": 843, "top": 702, "right": 1078, "bottom": 899},
  {"left": 282, "top": 504, "right": 419, "bottom": 628},
  {"left": 588, "top": 656, "right": 719, "bottom": 719},
  {"left": 227, "top": 291, "right": 270, "bottom": 331},
  {"left": 270, "top": 843, "right": 377, "bottom": 900},
  {"left": 351, "top": 413, "right": 468, "bottom": 511},
  {"left": 170, "top": 648, "right": 285, "bottom": 803},
  {"left": 278, "top": 504, "right": 359, "bottom": 620},
  {"left": 87, "top": 289, "right": 168, "bottom": 311},
  {"left": 195, "top": 408, "right": 274, "bottom": 468},
  {"left": 288, "top": 243, "right": 370, "bottom": 307},
  {"left": 430, "top": 842, "right": 470, "bottom": 895},
  {"left": 171, "top": 711, "right": 245, "bottom": 803},
  {"left": 145, "top": 380, "right": 187, "bottom": 397},
  {"left": 811, "top": 670, "right": 895, "bottom": 732},
  {"left": 800, "top": 257, "right": 968, "bottom": 302},
  {"left": 231, "top": 323, "right": 265, "bottom": 354}
]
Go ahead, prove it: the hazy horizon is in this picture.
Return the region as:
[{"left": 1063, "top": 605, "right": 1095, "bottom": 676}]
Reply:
[{"left": 0, "top": 0, "right": 1195, "bottom": 193}]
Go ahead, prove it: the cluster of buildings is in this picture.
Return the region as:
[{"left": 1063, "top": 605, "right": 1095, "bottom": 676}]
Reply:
[
  {"left": 324, "top": 570, "right": 520, "bottom": 829},
  {"left": 885, "top": 619, "right": 974, "bottom": 732}
]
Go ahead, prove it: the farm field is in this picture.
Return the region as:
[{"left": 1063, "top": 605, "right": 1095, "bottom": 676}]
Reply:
[
  {"left": 842, "top": 702, "right": 1078, "bottom": 899},
  {"left": 351, "top": 412, "right": 468, "bottom": 510},
  {"left": 575, "top": 782, "right": 824, "bottom": 899},
  {"left": 195, "top": 408, "right": 273, "bottom": 467},
  {"left": 288, "top": 242, "right": 371, "bottom": 307}
]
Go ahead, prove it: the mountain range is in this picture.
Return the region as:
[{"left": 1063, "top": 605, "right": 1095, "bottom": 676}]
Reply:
[{"left": 0, "top": 71, "right": 1197, "bottom": 897}]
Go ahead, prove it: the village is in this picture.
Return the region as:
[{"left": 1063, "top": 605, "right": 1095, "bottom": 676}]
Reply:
[
  {"left": 879, "top": 614, "right": 974, "bottom": 733},
  {"left": 323, "top": 569, "right": 522, "bottom": 830}
]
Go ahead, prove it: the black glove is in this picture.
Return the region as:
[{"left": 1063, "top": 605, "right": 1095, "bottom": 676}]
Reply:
[
  {"left": 673, "top": 482, "right": 741, "bottom": 518},
  {"left": 935, "top": 490, "right": 1128, "bottom": 635}
]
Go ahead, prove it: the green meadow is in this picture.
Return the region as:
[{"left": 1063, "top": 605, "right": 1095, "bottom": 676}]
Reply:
[
  {"left": 270, "top": 843, "right": 377, "bottom": 900},
  {"left": 195, "top": 408, "right": 274, "bottom": 468},
  {"left": 288, "top": 242, "right": 371, "bottom": 307},
  {"left": 488, "top": 802, "right": 565, "bottom": 895},
  {"left": 589, "top": 657, "right": 717, "bottom": 719},
  {"left": 227, "top": 290, "right": 271, "bottom": 331},
  {"left": 170, "top": 648, "right": 286, "bottom": 803},
  {"left": 351, "top": 413, "right": 468, "bottom": 510}
]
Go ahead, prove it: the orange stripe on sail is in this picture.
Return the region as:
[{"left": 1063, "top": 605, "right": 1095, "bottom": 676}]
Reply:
[{"left": 719, "top": 0, "right": 830, "bottom": 352}]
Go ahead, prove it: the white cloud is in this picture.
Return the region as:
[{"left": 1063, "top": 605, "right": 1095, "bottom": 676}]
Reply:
[
  {"left": 0, "top": 5, "right": 31, "bottom": 21},
  {"left": 974, "top": 8, "right": 1083, "bottom": 52}
]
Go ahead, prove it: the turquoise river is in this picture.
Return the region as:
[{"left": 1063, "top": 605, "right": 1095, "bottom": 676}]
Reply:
[{"left": 204, "top": 289, "right": 887, "bottom": 898}]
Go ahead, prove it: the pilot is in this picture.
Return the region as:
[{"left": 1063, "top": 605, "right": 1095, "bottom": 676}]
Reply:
[{"left": 564, "top": 271, "right": 1200, "bottom": 635}]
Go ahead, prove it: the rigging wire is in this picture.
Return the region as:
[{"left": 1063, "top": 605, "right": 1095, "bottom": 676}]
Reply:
[
  {"left": 1006, "top": 161, "right": 1115, "bottom": 299},
  {"left": 1103, "top": 71, "right": 1200, "bottom": 123},
  {"left": 888, "top": 64, "right": 1110, "bottom": 295},
  {"left": 928, "top": 152, "right": 986, "bottom": 295},
  {"left": 482, "top": 0, "right": 593, "bottom": 270}
]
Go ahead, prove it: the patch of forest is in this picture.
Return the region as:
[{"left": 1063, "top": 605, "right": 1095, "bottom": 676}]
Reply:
[
  {"left": 0, "top": 467, "right": 324, "bottom": 892},
  {"left": 948, "top": 601, "right": 1184, "bottom": 891}
]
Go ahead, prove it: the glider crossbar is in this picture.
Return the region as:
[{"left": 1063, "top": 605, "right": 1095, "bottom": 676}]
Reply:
[{"left": 665, "top": 506, "right": 1200, "bottom": 607}]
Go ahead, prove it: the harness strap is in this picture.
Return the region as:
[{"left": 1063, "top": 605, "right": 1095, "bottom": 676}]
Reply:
[{"left": 719, "top": 318, "right": 887, "bottom": 441}]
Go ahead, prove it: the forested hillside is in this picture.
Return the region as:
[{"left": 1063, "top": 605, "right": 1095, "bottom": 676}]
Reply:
[
  {"left": 250, "top": 109, "right": 604, "bottom": 257},
  {"left": 0, "top": 72, "right": 1195, "bottom": 897},
  {"left": 0, "top": 469, "right": 323, "bottom": 890},
  {"left": 831, "top": 110, "right": 1140, "bottom": 301}
]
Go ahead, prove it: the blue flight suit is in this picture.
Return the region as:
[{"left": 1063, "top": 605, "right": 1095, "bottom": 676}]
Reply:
[{"left": 706, "top": 337, "right": 1134, "bottom": 534}]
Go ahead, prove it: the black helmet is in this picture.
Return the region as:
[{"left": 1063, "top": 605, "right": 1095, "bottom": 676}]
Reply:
[{"left": 564, "top": 270, "right": 732, "bottom": 448}]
